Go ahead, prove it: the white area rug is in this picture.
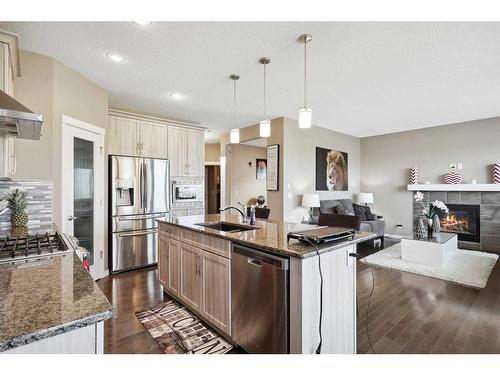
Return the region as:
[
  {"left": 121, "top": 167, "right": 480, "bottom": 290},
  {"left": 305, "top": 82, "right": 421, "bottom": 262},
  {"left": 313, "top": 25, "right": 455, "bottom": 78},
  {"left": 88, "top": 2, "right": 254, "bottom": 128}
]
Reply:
[{"left": 364, "top": 243, "right": 498, "bottom": 288}]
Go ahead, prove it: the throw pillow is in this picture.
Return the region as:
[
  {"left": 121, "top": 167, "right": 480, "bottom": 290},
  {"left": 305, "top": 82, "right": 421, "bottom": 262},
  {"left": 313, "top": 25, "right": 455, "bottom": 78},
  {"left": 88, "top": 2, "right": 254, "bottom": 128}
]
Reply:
[
  {"left": 336, "top": 206, "right": 355, "bottom": 216},
  {"left": 353, "top": 203, "right": 377, "bottom": 221}
]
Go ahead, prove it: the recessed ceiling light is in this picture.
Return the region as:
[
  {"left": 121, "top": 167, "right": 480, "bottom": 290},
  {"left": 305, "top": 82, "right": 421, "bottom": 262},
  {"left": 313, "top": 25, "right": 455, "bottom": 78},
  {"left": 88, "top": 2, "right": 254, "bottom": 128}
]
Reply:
[
  {"left": 133, "top": 21, "right": 152, "bottom": 26},
  {"left": 106, "top": 53, "right": 124, "bottom": 63},
  {"left": 169, "top": 92, "right": 184, "bottom": 100}
]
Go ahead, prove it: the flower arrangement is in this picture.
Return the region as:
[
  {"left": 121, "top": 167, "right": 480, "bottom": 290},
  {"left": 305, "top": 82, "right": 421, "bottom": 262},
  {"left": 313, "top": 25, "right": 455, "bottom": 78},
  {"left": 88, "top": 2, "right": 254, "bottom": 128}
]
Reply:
[{"left": 413, "top": 191, "right": 449, "bottom": 219}]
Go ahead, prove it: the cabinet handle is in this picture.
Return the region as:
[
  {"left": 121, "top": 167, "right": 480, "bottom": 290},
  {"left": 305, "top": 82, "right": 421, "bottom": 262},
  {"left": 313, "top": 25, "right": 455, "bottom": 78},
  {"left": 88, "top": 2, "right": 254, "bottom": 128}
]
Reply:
[
  {"left": 198, "top": 255, "right": 203, "bottom": 276},
  {"left": 195, "top": 256, "right": 199, "bottom": 275},
  {"left": 10, "top": 155, "right": 16, "bottom": 174}
]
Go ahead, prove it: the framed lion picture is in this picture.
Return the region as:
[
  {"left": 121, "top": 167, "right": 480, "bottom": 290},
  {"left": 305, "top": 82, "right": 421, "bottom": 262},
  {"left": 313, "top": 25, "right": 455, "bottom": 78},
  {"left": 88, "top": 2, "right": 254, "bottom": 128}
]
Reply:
[{"left": 315, "top": 147, "right": 348, "bottom": 191}]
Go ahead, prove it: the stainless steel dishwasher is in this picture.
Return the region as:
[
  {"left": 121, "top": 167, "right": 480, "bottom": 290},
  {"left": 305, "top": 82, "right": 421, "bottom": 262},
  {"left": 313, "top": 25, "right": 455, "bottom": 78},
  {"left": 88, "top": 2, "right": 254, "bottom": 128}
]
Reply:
[{"left": 231, "top": 244, "right": 289, "bottom": 353}]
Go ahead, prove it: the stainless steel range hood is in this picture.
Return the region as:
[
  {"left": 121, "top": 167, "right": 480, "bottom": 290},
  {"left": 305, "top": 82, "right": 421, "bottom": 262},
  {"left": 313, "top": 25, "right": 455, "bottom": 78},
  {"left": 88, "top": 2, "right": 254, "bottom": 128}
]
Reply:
[{"left": 0, "top": 90, "right": 43, "bottom": 140}]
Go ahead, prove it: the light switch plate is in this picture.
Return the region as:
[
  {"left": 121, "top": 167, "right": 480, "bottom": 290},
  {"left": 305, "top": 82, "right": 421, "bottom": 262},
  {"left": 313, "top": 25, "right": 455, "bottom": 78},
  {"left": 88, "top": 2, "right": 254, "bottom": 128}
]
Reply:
[{"left": 287, "top": 191, "right": 293, "bottom": 199}]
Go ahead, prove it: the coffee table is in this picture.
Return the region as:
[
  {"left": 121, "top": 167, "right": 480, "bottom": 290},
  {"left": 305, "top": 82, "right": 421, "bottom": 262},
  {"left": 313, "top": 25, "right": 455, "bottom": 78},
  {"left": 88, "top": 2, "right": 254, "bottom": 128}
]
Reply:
[{"left": 401, "top": 232, "right": 457, "bottom": 267}]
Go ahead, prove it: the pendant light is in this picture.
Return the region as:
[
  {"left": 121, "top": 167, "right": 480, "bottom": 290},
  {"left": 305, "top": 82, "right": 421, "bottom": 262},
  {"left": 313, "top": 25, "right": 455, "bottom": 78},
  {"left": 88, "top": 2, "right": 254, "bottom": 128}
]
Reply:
[
  {"left": 229, "top": 74, "right": 240, "bottom": 144},
  {"left": 298, "top": 33, "right": 312, "bottom": 129},
  {"left": 259, "top": 57, "right": 271, "bottom": 138}
]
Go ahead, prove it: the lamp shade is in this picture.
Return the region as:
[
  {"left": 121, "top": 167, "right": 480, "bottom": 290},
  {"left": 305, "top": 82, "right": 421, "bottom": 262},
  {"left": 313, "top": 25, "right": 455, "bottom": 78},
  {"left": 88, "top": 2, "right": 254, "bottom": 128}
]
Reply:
[
  {"left": 229, "top": 128, "right": 240, "bottom": 144},
  {"left": 302, "top": 193, "right": 320, "bottom": 208},
  {"left": 358, "top": 192, "right": 374, "bottom": 204},
  {"left": 298, "top": 107, "right": 312, "bottom": 128},
  {"left": 259, "top": 119, "right": 271, "bottom": 137}
]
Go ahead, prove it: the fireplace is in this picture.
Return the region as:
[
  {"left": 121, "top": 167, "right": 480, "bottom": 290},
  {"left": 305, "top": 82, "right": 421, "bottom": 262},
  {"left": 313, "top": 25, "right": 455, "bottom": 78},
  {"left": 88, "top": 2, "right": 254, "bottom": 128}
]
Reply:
[{"left": 435, "top": 204, "right": 480, "bottom": 243}]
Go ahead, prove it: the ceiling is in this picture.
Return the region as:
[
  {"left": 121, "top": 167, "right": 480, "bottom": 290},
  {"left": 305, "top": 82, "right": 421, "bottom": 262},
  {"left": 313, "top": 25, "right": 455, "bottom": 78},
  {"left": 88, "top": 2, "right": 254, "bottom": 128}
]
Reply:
[{"left": 2, "top": 22, "right": 500, "bottom": 141}]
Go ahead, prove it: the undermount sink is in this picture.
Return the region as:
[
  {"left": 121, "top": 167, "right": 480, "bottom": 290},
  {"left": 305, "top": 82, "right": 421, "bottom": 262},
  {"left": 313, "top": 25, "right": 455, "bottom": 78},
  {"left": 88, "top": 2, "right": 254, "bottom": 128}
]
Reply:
[{"left": 195, "top": 221, "right": 259, "bottom": 233}]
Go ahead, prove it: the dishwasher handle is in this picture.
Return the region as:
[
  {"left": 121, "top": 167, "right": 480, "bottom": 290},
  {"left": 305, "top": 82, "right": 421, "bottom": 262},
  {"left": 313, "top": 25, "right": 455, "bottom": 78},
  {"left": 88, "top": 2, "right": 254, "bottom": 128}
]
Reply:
[{"left": 233, "top": 244, "right": 289, "bottom": 270}]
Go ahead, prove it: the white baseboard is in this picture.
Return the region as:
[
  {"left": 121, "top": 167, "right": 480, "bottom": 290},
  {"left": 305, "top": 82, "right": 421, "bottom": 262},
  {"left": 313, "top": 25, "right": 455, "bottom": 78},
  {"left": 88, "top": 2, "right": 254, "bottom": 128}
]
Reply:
[{"left": 100, "top": 269, "right": 110, "bottom": 279}]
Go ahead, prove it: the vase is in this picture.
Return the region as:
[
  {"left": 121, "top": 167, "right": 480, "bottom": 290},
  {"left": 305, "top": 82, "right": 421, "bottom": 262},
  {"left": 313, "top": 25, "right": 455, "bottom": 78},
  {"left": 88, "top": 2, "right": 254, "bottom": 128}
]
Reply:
[
  {"left": 444, "top": 171, "right": 462, "bottom": 184},
  {"left": 432, "top": 214, "right": 441, "bottom": 234},
  {"left": 410, "top": 167, "right": 419, "bottom": 185},
  {"left": 427, "top": 218, "right": 435, "bottom": 238},
  {"left": 494, "top": 163, "right": 500, "bottom": 184},
  {"left": 416, "top": 218, "right": 427, "bottom": 239}
]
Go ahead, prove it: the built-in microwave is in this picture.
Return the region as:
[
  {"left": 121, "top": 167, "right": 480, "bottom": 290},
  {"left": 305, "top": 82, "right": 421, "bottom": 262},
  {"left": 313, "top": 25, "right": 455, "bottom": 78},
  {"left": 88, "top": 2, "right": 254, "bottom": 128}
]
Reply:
[{"left": 172, "top": 182, "right": 203, "bottom": 203}]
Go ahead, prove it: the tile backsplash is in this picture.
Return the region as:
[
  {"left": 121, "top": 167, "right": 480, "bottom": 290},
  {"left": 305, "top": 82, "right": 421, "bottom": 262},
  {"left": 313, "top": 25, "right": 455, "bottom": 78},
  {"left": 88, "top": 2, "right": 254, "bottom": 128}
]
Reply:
[{"left": 0, "top": 180, "right": 53, "bottom": 236}]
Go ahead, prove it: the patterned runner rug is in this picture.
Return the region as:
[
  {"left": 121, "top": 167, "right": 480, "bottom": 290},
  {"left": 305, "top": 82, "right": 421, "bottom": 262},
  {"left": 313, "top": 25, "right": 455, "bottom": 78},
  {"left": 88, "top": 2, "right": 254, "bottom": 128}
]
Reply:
[{"left": 136, "top": 299, "right": 234, "bottom": 354}]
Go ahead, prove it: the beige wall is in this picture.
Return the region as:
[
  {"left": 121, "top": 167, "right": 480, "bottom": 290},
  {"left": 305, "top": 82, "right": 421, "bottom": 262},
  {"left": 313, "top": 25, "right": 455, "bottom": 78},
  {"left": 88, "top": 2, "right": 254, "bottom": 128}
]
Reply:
[
  {"left": 226, "top": 144, "right": 267, "bottom": 207},
  {"left": 283, "top": 118, "right": 361, "bottom": 223},
  {"left": 13, "top": 50, "right": 109, "bottom": 267},
  {"left": 51, "top": 57, "right": 109, "bottom": 226},
  {"left": 205, "top": 143, "right": 220, "bottom": 163},
  {"left": 360, "top": 117, "right": 500, "bottom": 235},
  {"left": 221, "top": 118, "right": 284, "bottom": 221},
  {"left": 11, "top": 51, "right": 54, "bottom": 180}
]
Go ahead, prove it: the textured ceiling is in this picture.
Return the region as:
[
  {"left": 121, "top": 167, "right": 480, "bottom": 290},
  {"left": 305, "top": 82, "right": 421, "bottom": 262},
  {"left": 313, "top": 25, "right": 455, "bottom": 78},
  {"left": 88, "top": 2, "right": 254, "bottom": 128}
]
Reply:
[{"left": 2, "top": 22, "right": 500, "bottom": 141}]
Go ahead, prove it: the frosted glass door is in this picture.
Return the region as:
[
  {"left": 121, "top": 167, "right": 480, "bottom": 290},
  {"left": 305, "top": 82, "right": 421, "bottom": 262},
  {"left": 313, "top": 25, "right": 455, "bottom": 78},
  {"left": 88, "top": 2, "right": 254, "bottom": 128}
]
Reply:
[{"left": 73, "top": 137, "right": 95, "bottom": 266}]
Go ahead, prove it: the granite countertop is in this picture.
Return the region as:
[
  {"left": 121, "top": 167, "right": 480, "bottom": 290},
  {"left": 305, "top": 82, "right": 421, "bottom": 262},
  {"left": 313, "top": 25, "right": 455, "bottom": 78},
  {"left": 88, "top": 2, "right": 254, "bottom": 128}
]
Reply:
[
  {"left": 157, "top": 213, "right": 377, "bottom": 259},
  {"left": 0, "top": 252, "right": 112, "bottom": 352}
]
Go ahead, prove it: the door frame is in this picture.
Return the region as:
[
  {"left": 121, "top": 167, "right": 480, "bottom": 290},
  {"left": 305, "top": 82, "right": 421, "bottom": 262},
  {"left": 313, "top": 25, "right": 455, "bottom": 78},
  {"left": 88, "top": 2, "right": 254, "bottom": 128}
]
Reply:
[{"left": 61, "top": 115, "right": 106, "bottom": 280}]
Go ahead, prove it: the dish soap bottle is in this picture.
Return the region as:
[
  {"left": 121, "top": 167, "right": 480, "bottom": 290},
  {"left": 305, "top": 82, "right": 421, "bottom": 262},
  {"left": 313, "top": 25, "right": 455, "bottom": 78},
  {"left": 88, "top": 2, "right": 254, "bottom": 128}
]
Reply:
[{"left": 250, "top": 205, "right": 256, "bottom": 225}]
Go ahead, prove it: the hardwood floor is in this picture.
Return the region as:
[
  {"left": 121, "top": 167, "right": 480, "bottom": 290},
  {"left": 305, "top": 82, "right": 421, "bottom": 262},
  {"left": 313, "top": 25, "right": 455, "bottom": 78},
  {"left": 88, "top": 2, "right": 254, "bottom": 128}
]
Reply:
[
  {"left": 97, "top": 242, "right": 500, "bottom": 354},
  {"left": 356, "top": 241, "right": 500, "bottom": 354},
  {"left": 97, "top": 266, "right": 165, "bottom": 354}
]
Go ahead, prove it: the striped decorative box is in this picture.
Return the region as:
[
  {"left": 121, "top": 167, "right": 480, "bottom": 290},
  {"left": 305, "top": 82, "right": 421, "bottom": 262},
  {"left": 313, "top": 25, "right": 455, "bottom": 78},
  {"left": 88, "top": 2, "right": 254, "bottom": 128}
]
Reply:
[
  {"left": 444, "top": 171, "right": 462, "bottom": 184},
  {"left": 494, "top": 163, "right": 500, "bottom": 184},
  {"left": 409, "top": 167, "right": 419, "bottom": 185}
]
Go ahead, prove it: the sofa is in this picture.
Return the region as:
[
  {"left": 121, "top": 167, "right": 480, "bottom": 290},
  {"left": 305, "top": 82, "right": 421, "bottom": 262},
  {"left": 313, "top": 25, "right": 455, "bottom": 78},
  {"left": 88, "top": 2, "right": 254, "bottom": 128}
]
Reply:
[{"left": 312, "top": 199, "right": 385, "bottom": 244}]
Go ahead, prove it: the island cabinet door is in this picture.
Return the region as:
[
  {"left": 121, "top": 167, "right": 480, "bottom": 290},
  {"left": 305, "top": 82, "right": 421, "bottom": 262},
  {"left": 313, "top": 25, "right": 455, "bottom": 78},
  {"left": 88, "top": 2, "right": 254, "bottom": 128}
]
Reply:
[
  {"left": 167, "top": 238, "right": 181, "bottom": 296},
  {"left": 199, "top": 249, "right": 231, "bottom": 335},
  {"left": 180, "top": 243, "right": 203, "bottom": 311},
  {"left": 158, "top": 236, "right": 169, "bottom": 287}
]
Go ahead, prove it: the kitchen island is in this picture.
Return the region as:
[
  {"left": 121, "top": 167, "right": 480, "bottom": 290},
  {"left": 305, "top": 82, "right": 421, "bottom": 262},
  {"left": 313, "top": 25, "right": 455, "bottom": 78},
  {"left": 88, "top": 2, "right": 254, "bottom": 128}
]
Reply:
[
  {"left": 0, "top": 225, "right": 112, "bottom": 354},
  {"left": 157, "top": 213, "right": 376, "bottom": 354}
]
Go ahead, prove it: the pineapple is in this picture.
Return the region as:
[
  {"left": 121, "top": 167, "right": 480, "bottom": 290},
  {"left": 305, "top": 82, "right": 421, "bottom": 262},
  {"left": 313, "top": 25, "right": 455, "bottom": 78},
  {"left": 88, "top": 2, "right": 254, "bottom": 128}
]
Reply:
[
  {"left": 10, "top": 225, "right": 28, "bottom": 238},
  {"left": 7, "top": 189, "right": 30, "bottom": 227}
]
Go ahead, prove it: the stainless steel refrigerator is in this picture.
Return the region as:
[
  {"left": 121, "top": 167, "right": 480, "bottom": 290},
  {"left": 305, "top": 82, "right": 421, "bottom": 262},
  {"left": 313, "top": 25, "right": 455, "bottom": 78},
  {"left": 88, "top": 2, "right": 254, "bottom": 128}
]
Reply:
[{"left": 110, "top": 155, "right": 169, "bottom": 273}]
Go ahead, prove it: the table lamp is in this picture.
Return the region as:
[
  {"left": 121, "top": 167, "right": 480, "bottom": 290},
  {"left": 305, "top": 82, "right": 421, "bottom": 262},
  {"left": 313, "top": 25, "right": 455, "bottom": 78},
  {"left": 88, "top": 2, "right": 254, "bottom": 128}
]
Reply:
[
  {"left": 302, "top": 193, "right": 320, "bottom": 224},
  {"left": 358, "top": 192, "right": 374, "bottom": 206}
]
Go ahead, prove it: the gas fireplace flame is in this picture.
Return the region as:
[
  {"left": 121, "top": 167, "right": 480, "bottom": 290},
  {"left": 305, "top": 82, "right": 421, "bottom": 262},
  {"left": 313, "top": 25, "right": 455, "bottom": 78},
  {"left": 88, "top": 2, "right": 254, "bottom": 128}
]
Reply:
[{"left": 440, "top": 214, "right": 471, "bottom": 234}]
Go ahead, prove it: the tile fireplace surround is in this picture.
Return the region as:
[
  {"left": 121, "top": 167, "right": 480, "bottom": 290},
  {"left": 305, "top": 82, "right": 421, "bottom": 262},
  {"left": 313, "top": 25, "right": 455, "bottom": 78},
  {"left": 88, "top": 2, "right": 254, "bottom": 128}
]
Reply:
[{"left": 413, "top": 191, "right": 500, "bottom": 253}]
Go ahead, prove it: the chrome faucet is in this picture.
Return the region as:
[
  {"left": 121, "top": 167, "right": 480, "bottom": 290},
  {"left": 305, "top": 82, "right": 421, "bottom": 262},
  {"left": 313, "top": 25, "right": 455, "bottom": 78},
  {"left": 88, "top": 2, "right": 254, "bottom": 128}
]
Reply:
[{"left": 219, "top": 202, "right": 247, "bottom": 223}]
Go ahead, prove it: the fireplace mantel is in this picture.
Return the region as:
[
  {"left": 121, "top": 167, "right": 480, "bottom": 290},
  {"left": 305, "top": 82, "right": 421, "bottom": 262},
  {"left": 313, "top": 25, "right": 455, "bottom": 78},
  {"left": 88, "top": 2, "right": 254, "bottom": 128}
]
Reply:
[{"left": 407, "top": 184, "right": 500, "bottom": 192}]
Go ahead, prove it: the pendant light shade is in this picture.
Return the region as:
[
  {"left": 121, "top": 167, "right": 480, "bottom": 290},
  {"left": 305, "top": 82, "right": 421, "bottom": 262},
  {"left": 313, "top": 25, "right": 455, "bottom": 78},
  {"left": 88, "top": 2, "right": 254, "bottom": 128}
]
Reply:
[
  {"left": 298, "top": 107, "right": 312, "bottom": 129},
  {"left": 298, "top": 34, "right": 312, "bottom": 129},
  {"left": 229, "top": 74, "right": 240, "bottom": 144},
  {"left": 259, "top": 57, "right": 271, "bottom": 138},
  {"left": 259, "top": 119, "right": 271, "bottom": 137},
  {"left": 230, "top": 128, "right": 240, "bottom": 144}
]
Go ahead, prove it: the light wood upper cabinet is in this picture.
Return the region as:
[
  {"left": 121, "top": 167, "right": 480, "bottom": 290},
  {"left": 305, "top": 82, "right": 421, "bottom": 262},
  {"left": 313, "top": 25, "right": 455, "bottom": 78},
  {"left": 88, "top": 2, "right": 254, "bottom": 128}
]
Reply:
[
  {"left": 168, "top": 126, "right": 204, "bottom": 177},
  {"left": 108, "top": 116, "right": 139, "bottom": 156},
  {"left": 108, "top": 115, "right": 168, "bottom": 158},
  {"left": 167, "top": 126, "right": 188, "bottom": 176},
  {"left": 139, "top": 121, "right": 168, "bottom": 159},
  {"left": 187, "top": 129, "right": 204, "bottom": 177},
  {"left": 200, "top": 250, "right": 231, "bottom": 334},
  {"left": 180, "top": 243, "right": 203, "bottom": 311}
]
